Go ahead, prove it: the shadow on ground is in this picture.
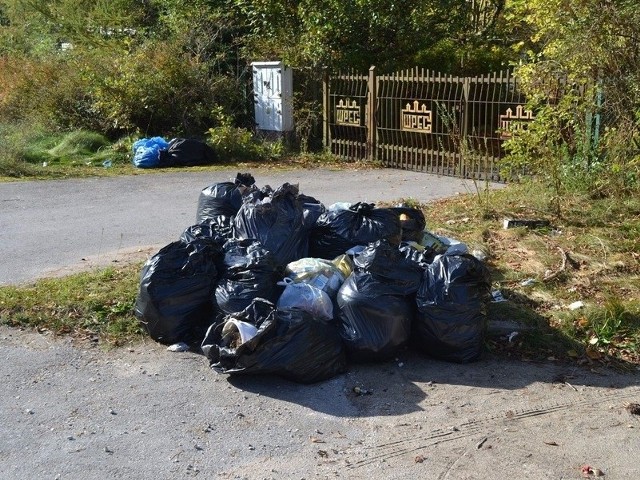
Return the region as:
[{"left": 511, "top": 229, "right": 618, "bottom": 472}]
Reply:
[{"left": 223, "top": 335, "right": 640, "bottom": 418}]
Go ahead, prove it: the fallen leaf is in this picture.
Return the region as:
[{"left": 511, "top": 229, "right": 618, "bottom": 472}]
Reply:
[
  {"left": 318, "top": 450, "right": 328, "bottom": 458},
  {"left": 544, "top": 441, "right": 559, "bottom": 446},
  {"left": 586, "top": 348, "right": 602, "bottom": 360},
  {"left": 414, "top": 455, "right": 426, "bottom": 463},
  {"left": 309, "top": 437, "right": 325, "bottom": 443}
]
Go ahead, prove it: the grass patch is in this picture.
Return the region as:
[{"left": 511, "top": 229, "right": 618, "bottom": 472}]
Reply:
[
  {"left": 0, "top": 122, "right": 377, "bottom": 181},
  {"left": 0, "top": 124, "right": 136, "bottom": 180},
  {"left": 425, "top": 181, "right": 640, "bottom": 367},
  {"left": 0, "top": 263, "right": 144, "bottom": 346},
  {"left": 44, "top": 130, "right": 111, "bottom": 164},
  {"left": 1, "top": 152, "right": 378, "bottom": 182},
  {"left": 556, "top": 299, "right": 640, "bottom": 362}
]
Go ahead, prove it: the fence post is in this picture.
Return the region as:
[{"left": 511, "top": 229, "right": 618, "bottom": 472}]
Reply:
[
  {"left": 322, "top": 68, "right": 330, "bottom": 151},
  {"left": 461, "top": 77, "right": 471, "bottom": 178},
  {"left": 593, "top": 74, "right": 603, "bottom": 150},
  {"left": 367, "top": 66, "right": 377, "bottom": 160}
]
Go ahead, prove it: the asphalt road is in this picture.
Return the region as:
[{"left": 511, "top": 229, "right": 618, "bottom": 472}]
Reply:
[
  {"left": 2, "top": 325, "right": 639, "bottom": 479},
  {"left": 0, "top": 167, "right": 485, "bottom": 285}
]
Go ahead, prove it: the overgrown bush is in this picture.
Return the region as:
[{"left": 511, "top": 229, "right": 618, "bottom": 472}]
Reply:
[
  {"left": 206, "top": 108, "right": 284, "bottom": 161},
  {"left": 92, "top": 41, "right": 244, "bottom": 137},
  {"left": 504, "top": 0, "right": 640, "bottom": 202}
]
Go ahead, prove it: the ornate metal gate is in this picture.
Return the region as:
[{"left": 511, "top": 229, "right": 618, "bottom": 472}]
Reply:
[
  {"left": 323, "top": 67, "right": 533, "bottom": 181},
  {"left": 323, "top": 70, "right": 370, "bottom": 160}
]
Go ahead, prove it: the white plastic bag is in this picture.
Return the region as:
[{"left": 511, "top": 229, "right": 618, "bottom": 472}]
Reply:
[
  {"left": 276, "top": 279, "right": 334, "bottom": 321},
  {"left": 285, "top": 257, "right": 346, "bottom": 297}
]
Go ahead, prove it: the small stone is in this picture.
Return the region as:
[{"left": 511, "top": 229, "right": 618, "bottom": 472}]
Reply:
[
  {"left": 625, "top": 403, "right": 640, "bottom": 415},
  {"left": 167, "top": 342, "right": 189, "bottom": 352}
]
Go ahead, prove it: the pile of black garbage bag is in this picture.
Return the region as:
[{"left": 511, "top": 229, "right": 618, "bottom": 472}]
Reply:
[{"left": 135, "top": 172, "right": 492, "bottom": 384}]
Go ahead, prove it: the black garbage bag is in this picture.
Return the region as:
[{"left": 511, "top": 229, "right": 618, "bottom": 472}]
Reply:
[
  {"left": 298, "top": 193, "right": 326, "bottom": 230},
  {"left": 201, "top": 299, "right": 347, "bottom": 384},
  {"left": 215, "top": 239, "right": 283, "bottom": 315},
  {"left": 414, "top": 254, "right": 492, "bottom": 363},
  {"left": 135, "top": 239, "right": 221, "bottom": 346},
  {"left": 391, "top": 206, "right": 426, "bottom": 242},
  {"left": 195, "top": 173, "right": 256, "bottom": 224},
  {"left": 159, "top": 138, "right": 217, "bottom": 167},
  {"left": 336, "top": 240, "right": 423, "bottom": 361},
  {"left": 233, "top": 183, "right": 307, "bottom": 266},
  {"left": 353, "top": 240, "right": 424, "bottom": 293},
  {"left": 309, "top": 202, "right": 402, "bottom": 260},
  {"left": 180, "top": 221, "right": 229, "bottom": 247},
  {"left": 398, "top": 242, "right": 436, "bottom": 269}
]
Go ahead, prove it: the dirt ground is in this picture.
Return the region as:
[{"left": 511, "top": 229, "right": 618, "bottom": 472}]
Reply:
[{"left": 2, "top": 325, "right": 639, "bottom": 479}]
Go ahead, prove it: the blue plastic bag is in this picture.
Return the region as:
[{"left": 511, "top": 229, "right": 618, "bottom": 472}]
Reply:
[{"left": 132, "top": 137, "right": 169, "bottom": 168}]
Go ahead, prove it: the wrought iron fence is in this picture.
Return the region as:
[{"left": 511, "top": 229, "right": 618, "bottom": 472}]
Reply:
[
  {"left": 323, "top": 67, "right": 536, "bottom": 181},
  {"left": 323, "top": 70, "right": 370, "bottom": 160}
]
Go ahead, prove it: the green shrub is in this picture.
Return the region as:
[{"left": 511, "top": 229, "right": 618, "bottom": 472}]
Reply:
[
  {"left": 0, "top": 44, "right": 245, "bottom": 139},
  {"left": 206, "top": 107, "right": 284, "bottom": 161},
  {"left": 92, "top": 41, "right": 243, "bottom": 137},
  {"left": 504, "top": 0, "right": 640, "bottom": 202}
]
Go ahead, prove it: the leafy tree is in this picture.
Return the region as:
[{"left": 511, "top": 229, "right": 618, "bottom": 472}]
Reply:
[
  {"left": 505, "top": 0, "right": 640, "bottom": 197},
  {"left": 0, "top": 0, "right": 251, "bottom": 136},
  {"left": 238, "top": 0, "right": 514, "bottom": 73}
]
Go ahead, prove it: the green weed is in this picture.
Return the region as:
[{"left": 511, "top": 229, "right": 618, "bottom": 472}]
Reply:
[
  {"left": 0, "top": 264, "right": 144, "bottom": 346},
  {"left": 426, "top": 182, "right": 640, "bottom": 365}
]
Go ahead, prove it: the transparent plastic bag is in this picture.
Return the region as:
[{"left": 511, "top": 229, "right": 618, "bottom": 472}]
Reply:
[
  {"left": 285, "top": 257, "right": 346, "bottom": 298},
  {"left": 332, "top": 254, "right": 354, "bottom": 279},
  {"left": 276, "top": 278, "right": 334, "bottom": 321}
]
